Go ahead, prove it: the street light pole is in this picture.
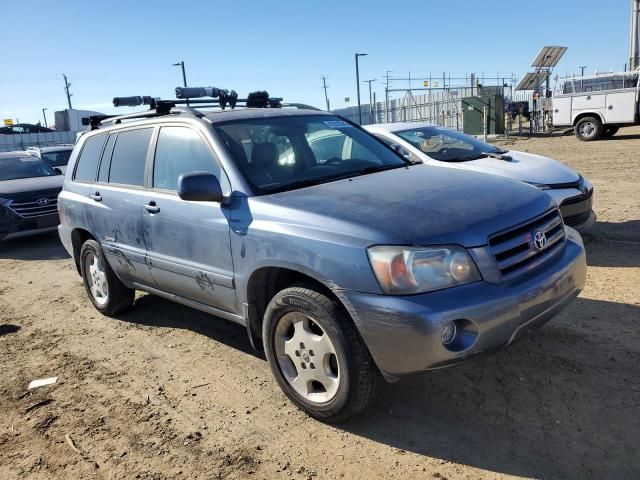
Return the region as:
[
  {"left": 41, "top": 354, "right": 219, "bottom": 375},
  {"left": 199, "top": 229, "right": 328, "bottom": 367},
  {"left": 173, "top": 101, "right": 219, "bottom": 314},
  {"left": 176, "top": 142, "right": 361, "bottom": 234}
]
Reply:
[
  {"left": 173, "top": 61, "right": 189, "bottom": 105},
  {"left": 579, "top": 65, "right": 587, "bottom": 76},
  {"left": 42, "top": 108, "right": 48, "bottom": 128},
  {"left": 363, "top": 79, "right": 376, "bottom": 124},
  {"left": 355, "top": 53, "right": 368, "bottom": 124}
]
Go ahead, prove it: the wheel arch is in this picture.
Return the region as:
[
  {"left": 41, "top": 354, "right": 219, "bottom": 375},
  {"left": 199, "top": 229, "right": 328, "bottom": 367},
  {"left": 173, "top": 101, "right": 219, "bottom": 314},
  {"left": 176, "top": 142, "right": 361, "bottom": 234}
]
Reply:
[
  {"left": 71, "top": 228, "right": 97, "bottom": 275},
  {"left": 243, "top": 265, "right": 349, "bottom": 351},
  {"left": 572, "top": 111, "right": 604, "bottom": 126}
]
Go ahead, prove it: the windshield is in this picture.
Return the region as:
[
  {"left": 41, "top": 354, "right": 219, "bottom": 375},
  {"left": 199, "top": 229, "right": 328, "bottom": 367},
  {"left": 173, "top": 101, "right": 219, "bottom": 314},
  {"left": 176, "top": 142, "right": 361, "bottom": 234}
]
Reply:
[
  {"left": 394, "top": 126, "right": 502, "bottom": 162},
  {"left": 41, "top": 149, "right": 72, "bottom": 167},
  {"left": 0, "top": 156, "right": 57, "bottom": 181},
  {"left": 214, "top": 115, "right": 408, "bottom": 193}
]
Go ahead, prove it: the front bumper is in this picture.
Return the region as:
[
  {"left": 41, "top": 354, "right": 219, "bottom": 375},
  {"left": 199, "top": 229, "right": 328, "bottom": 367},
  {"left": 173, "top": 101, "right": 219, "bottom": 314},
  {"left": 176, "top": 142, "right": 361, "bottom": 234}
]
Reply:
[
  {"left": 547, "top": 188, "right": 595, "bottom": 231},
  {"left": 0, "top": 207, "right": 59, "bottom": 241},
  {"left": 340, "top": 230, "right": 586, "bottom": 380}
]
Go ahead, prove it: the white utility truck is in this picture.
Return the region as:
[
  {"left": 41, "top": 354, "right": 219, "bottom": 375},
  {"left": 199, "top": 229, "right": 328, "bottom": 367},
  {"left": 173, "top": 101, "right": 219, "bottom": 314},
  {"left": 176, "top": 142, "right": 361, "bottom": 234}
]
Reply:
[{"left": 552, "top": 71, "right": 640, "bottom": 140}]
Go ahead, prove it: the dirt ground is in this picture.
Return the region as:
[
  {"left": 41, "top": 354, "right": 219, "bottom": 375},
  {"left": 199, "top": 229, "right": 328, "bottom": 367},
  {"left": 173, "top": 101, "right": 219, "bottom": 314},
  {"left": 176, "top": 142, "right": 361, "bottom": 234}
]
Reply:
[{"left": 1, "top": 127, "right": 639, "bottom": 480}]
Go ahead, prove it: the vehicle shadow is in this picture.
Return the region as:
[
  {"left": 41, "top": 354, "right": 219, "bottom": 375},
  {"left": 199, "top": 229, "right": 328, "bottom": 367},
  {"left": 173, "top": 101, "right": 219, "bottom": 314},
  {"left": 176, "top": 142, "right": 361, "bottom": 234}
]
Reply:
[
  {"left": 113, "top": 293, "right": 263, "bottom": 360},
  {"left": 342, "top": 296, "right": 640, "bottom": 479},
  {"left": 601, "top": 133, "right": 640, "bottom": 141},
  {"left": 0, "top": 233, "right": 69, "bottom": 261},
  {"left": 0, "top": 324, "right": 21, "bottom": 336},
  {"left": 582, "top": 220, "right": 640, "bottom": 267}
]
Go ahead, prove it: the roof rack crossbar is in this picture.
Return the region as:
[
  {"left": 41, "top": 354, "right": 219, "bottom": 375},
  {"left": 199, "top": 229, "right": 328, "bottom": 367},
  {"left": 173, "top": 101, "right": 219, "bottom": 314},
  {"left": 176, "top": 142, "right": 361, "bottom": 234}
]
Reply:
[{"left": 93, "top": 87, "right": 319, "bottom": 130}]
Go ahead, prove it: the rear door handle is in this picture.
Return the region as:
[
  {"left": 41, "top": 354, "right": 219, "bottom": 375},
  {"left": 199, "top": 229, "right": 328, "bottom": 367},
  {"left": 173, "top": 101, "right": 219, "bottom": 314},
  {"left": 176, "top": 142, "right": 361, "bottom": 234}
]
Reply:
[
  {"left": 144, "top": 201, "right": 160, "bottom": 214},
  {"left": 90, "top": 192, "right": 102, "bottom": 202}
]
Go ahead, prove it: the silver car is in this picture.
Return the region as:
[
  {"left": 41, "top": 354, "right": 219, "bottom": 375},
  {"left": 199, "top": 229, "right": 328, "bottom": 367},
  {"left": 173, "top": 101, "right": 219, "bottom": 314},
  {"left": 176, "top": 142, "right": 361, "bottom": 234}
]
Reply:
[{"left": 365, "top": 122, "right": 596, "bottom": 230}]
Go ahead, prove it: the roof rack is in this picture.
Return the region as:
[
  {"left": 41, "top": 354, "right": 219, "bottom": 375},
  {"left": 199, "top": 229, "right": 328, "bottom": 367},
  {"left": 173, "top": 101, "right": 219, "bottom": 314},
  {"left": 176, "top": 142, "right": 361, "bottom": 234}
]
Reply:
[{"left": 89, "top": 87, "right": 319, "bottom": 130}]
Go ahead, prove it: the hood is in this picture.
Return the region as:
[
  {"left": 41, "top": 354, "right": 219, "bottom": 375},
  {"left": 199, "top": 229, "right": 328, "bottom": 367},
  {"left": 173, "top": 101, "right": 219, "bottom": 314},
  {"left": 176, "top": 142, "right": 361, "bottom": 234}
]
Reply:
[
  {"left": 439, "top": 150, "right": 579, "bottom": 185},
  {"left": 0, "top": 175, "right": 63, "bottom": 199},
  {"left": 266, "top": 165, "right": 555, "bottom": 247}
]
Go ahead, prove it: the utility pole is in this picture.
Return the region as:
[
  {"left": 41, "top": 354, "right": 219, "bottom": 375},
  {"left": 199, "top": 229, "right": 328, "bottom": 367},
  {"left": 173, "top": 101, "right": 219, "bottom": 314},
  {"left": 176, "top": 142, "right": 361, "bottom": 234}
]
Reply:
[
  {"left": 321, "top": 76, "right": 330, "bottom": 111},
  {"left": 383, "top": 70, "right": 392, "bottom": 122},
  {"left": 355, "top": 53, "right": 368, "bottom": 124},
  {"left": 579, "top": 65, "right": 587, "bottom": 76},
  {"left": 631, "top": 0, "right": 640, "bottom": 70},
  {"left": 63, "top": 74, "right": 73, "bottom": 110},
  {"left": 173, "top": 61, "right": 189, "bottom": 106},
  {"left": 363, "top": 79, "right": 376, "bottom": 124},
  {"left": 42, "top": 108, "right": 48, "bottom": 128}
]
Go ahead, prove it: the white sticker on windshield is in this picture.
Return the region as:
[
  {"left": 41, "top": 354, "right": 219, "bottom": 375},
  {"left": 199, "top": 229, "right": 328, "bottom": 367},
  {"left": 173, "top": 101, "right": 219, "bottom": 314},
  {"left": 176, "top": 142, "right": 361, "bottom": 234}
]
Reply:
[{"left": 324, "top": 120, "right": 353, "bottom": 129}]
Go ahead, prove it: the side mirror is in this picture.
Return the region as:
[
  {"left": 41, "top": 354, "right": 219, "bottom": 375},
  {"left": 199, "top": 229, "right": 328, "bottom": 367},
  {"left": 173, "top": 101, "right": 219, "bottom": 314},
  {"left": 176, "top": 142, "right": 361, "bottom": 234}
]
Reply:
[
  {"left": 177, "top": 171, "right": 224, "bottom": 202},
  {"left": 53, "top": 167, "right": 63, "bottom": 175},
  {"left": 391, "top": 143, "right": 412, "bottom": 161}
]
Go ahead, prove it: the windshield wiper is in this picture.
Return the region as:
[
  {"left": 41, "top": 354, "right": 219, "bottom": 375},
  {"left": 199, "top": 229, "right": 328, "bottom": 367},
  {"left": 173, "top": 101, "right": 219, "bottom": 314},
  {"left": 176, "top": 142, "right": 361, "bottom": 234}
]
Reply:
[
  {"left": 261, "top": 164, "right": 407, "bottom": 193},
  {"left": 448, "top": 150, "right": 512, "bottom": 162},
  {"left": 481, "top": 150, "right": 513, "bottom": 161},
  {"left": 261, "top": 178, "right": 324, "bottom": 193}
]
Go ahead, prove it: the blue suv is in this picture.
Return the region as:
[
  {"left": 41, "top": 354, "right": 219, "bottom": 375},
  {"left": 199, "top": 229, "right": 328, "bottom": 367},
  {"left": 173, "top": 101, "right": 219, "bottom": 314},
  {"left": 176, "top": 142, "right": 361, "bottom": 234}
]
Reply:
[{"left": 58, "top": 92, "right": 586, "bottom": 422}]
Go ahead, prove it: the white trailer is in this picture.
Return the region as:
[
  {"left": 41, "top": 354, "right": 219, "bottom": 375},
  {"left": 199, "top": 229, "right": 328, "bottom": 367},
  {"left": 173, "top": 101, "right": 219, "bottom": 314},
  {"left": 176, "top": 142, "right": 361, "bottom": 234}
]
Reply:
[
  {"left": 54, "top": 108, "right": 105, "bottom": 132},
  {"left": 552, "top": 71, "right": 640, "bottom": 140}
]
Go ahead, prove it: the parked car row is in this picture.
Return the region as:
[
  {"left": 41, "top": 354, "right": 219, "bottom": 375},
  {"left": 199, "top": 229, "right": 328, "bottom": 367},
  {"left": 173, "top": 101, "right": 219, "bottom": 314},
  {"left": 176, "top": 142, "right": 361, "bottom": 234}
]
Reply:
[{"left": 2, "top": 98, "right": 592, "bottom": 422}]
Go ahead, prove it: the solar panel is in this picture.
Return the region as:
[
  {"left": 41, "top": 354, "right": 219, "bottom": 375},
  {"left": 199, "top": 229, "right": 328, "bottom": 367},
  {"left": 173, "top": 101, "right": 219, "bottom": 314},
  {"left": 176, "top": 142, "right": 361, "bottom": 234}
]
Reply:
[
  {"left": 531, "top": 46, "right": 567, "bottom": 68},
  {"left": 515, "top": 71, "right": 549, "bottom": 91}
]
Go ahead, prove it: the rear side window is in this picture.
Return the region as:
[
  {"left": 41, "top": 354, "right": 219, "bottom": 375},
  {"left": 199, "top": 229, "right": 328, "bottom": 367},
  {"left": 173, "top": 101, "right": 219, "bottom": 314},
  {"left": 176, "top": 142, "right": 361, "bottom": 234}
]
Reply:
[
  {"left": 108, "top": 128, "right": 153, "bottom": 187},
  {"left": 153, "top": 127, "right": 222, "bottom": 191},
  {"left": 74, "top": 135, "right": 106, "bottom": 182}
]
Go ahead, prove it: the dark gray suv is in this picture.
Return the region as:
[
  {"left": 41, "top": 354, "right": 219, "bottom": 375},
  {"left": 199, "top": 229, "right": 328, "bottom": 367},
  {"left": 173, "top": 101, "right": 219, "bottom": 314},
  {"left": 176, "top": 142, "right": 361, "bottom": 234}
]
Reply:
[{"left": 58, "top": 97, "right": 586, "bottom": 422}]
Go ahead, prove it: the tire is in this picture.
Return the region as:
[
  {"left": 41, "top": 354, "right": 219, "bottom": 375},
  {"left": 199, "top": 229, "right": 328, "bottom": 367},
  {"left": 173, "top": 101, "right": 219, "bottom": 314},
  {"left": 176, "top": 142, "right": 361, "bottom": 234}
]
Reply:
[
  {"left": 262, "top": 284, "right": 380, "bottom": 423},
  {"left": 574, "top": 116, "right": 603, "bottom": 141},
  {"left": 80, "top": 239, "right": 135, "bottom": 316},
  {"left": 603, "top": 126, "right": 619, "bottom": 137}
]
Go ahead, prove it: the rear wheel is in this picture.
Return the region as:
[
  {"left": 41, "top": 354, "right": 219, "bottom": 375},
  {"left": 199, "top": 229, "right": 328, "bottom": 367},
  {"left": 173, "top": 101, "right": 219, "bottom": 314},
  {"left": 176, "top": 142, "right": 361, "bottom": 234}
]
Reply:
[
  {"left": 574, "top": 116, "right": 603, "bottom": 141},
  {"left": 263, "top": 284, "right": 380, "bottom": 423},
  {"left": 80, "top": 240, "right": 134, "bottom": 315},
  {"left": 603, "top": 126, "right": 619, "bottom": 137}
]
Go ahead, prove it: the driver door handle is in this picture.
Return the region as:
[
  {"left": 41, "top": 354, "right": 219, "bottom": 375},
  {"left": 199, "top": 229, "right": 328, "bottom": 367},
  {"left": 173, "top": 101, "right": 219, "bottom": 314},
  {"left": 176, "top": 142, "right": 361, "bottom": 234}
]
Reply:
[
  {"left": 144, "top": 201, "right": 160, "bottom": 214},
  {"left": 90, "top": 192, "right": 102, "bottom": 202}
]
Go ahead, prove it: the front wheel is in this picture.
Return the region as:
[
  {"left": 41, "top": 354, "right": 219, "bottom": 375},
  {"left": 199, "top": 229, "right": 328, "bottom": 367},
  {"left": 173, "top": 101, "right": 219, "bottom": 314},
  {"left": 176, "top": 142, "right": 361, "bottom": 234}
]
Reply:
[
  {"left": 262, "top": 285, "right": 380, "bottom": 423},
  {"left": 574, "top": 116, "right": 603, "bottom": 141},
  {"left": 80, "top": 239, "right": 135, "bottom": 316}
]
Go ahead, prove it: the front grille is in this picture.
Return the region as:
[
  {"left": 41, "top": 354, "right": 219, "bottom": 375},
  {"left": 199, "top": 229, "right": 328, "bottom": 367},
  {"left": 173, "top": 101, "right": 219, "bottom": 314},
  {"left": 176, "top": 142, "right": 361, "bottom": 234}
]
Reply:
[
  {"left": 563, "top": 210, "right": 593, "bottom": 228},
  {"left": 8, "top": 195, "right": 58, "bottom": 218},
  {"left": 489, "top": 209, "right": 565, "bottom": 280}
]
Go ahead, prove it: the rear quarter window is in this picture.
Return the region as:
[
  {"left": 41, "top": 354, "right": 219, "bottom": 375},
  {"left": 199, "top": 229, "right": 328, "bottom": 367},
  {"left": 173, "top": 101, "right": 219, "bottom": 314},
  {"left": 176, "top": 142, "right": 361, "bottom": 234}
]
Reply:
[{"left": 74, "top": 134, "right": 106, "bottom": 183}]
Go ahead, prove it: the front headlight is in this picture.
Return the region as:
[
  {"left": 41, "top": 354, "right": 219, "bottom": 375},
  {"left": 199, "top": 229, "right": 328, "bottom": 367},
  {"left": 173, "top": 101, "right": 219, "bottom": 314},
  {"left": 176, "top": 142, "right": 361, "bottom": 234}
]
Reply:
[
  {"left": 525, "top": 182, "right": 550, "bottom": 190},
  {"left": 367, "top": 245, "right": 481, "bottom": 294}
]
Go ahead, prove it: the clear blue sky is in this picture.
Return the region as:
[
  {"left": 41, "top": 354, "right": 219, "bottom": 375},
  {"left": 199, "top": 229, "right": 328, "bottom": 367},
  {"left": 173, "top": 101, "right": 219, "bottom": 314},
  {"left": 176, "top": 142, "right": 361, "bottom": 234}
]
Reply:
[{"left": 0, "top": 0, "right": 632, "bottom": 125}]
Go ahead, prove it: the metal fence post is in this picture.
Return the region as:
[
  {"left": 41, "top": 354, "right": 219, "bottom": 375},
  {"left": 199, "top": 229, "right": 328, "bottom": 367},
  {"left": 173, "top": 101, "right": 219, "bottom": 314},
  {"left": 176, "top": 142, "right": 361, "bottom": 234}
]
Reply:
[{"left": 483, "top": 106, "right": 488, "bottom": 142}]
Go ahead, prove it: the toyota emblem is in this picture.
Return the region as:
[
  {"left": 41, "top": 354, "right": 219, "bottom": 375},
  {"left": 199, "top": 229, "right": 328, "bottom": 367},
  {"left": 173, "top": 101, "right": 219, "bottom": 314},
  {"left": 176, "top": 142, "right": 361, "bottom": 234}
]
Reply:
[
  {"left": 36, "top": 198, "right": 49, "bottom": 206},
  {"left": 532, "top": 231, "right": 548, "bottom": 251}
]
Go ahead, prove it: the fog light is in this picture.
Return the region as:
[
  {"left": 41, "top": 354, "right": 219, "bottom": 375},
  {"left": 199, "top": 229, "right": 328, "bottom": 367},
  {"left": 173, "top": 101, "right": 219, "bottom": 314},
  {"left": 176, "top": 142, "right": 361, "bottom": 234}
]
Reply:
[{"left": 441, "top": 321, "right": 457, "bottom": 346}]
